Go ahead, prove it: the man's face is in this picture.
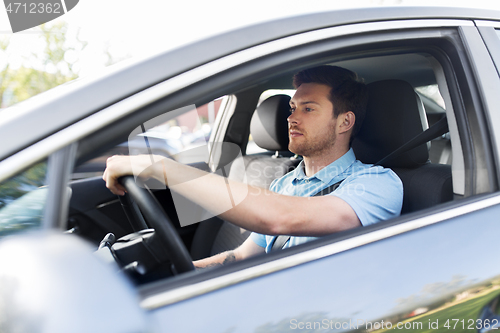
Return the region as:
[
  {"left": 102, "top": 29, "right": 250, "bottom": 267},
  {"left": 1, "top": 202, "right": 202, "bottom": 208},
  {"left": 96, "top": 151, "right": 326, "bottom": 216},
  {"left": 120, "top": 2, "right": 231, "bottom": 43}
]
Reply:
[{"left": 288, "top": 82, "right": 338, "bottom": 158}]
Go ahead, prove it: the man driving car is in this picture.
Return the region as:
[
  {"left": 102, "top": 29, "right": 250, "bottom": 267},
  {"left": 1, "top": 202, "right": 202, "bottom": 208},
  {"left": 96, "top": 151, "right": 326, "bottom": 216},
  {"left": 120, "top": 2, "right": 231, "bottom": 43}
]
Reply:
[{"left": 103, "top": 66, "right": 403, "bottom": 269}]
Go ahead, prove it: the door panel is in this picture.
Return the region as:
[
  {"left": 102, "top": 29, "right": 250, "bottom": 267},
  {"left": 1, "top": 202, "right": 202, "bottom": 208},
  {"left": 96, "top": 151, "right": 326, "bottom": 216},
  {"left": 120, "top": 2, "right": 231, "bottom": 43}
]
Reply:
[{"left": 151, "top": 202, "right": 500, "bottom": 333}]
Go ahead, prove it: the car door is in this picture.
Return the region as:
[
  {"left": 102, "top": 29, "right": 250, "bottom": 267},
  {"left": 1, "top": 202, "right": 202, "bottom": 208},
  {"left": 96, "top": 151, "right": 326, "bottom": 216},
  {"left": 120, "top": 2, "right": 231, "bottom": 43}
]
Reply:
[{"left": 2, "top": 9, "right": 500, "bottom": 333}]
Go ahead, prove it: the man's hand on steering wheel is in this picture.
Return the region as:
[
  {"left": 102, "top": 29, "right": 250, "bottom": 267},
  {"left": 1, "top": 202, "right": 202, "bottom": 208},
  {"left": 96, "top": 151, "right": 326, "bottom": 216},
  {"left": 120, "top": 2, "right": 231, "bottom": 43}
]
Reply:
[
  {"left": 103, "top": 154, "right": 165, "bottom": 195},
  {"left": 103, "top": 154, "right": 194, "bottom": 274}
]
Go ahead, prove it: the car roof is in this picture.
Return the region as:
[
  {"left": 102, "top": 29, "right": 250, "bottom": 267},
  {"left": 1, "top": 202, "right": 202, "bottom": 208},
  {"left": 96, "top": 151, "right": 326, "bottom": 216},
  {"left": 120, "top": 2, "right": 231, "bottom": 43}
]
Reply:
[{"left": 0, "top": 6, "right": 499, "bottom": 161}]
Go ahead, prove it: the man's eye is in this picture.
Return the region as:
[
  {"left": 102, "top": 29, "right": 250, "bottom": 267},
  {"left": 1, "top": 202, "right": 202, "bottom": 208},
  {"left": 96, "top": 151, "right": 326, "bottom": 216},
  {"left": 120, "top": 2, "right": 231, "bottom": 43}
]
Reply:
[
  {"left": 290, "top": 108, "right": 295, "bottom": 113},
  {"left": 305, "top": 107, "right": 312, "bottom": 112}
]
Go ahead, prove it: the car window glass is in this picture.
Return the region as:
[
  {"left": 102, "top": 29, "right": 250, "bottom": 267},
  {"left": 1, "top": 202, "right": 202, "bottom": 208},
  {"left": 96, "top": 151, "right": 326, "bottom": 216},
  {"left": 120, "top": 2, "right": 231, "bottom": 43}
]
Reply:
[
  {"left": 247, "top": 89, "right": 295, "bottom": 155},
  {"left": 0, "top": 160, "right": 48, "bottom": 237},
  {"left": 72, "top": 97, "right": 225, "bottom": 179},
  {"left": 415, "top": 84, "right": 446, "bottom": 109},
  {"left": 415, "top": 84, "right": 451, "bottom": 165},
  {"left": 167, "top": 97, "right": 224, "bottom": 164}
]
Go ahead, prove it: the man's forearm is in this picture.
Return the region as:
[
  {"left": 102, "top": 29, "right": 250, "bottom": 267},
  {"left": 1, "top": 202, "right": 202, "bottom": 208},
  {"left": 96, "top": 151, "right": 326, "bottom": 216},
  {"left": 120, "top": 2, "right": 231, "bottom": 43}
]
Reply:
[
  {"left": 156, "top": 157, "right": 289, "bottom": 235},
  {"left": 155, "top": 157, "right": 360, "bottom": 236},
  {"left": 194, "top": 250, "right": 237, "bottom": 269},
  {"left": 103, "top": 154, "right": 286, "bottom": 234},
  {"left": 104, "top": 154, "right": 360, "bottom": 237}
]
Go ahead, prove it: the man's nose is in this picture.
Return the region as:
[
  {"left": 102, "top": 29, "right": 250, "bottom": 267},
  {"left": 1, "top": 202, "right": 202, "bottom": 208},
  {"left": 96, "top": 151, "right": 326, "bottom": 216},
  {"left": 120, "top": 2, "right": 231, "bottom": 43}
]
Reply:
[{"left": 287, "top": 111, "right": 298, "bottom": 124}]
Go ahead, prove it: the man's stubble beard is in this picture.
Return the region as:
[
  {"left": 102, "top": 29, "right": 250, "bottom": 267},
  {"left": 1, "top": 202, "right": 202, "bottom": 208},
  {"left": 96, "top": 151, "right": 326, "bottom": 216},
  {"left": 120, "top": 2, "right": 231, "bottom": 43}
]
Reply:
[{"left": 288, "top": 123, "right": 337, "bottom": 159}]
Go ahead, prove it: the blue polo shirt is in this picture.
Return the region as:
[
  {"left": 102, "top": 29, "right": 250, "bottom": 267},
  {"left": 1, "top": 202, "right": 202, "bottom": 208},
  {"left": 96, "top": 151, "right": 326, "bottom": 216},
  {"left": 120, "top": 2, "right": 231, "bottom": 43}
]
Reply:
[{"left": 251, "top": 148, "right": 403, "bottom": 252}]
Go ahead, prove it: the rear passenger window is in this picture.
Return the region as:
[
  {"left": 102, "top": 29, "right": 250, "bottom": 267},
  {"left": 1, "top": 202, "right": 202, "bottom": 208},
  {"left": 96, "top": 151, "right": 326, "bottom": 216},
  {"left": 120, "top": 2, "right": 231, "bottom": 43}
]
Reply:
[
  {"left": 416, "top": 85, "right": 451, "bottom": 165},
  {"left": 73, "top": 97, "right": 225, "bottom": 179}
]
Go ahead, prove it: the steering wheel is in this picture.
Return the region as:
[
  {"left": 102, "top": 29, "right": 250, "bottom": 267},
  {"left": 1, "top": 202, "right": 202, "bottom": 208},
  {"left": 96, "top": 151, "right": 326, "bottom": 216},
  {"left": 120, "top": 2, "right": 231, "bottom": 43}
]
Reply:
[{"left": 118, "top": 175, "right": 195, "bottom": 274}]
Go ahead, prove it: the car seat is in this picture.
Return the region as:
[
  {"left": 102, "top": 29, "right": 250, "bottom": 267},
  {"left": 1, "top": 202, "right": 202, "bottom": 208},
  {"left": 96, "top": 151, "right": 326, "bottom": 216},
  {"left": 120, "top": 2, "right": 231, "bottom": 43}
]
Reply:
[{"left": 351, "top": 79, "right": 453, "bottom": 214}]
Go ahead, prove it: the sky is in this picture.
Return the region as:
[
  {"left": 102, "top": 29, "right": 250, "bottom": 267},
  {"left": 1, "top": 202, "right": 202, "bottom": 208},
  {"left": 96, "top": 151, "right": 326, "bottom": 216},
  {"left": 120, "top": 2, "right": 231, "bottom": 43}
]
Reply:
[{"left": 1, "top": 0, "right": 500, "bottom": 77}]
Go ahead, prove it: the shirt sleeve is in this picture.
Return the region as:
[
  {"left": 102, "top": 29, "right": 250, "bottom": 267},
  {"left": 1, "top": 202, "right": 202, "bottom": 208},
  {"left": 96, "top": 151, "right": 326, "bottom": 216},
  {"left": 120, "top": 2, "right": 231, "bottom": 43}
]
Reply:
[
  {"left": 250, "top": 232, "right": 267, "bottom": 248},
  {"left": 331, "top": 166, "right": 403, "bottom": 226},
  {"left": 269, "top": 177, "right": 279, "bottom": 192},
  {"left": 249, "top": 177, "right": 281, "bottom": 249}
]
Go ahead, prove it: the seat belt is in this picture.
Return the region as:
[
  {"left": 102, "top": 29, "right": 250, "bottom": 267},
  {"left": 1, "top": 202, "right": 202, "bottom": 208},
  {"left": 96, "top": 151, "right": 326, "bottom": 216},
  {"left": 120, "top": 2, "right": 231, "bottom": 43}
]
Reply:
[
  {"left": 270, "top": 179, "right": 344, "bottom": 251},
  {"left": 270, "top": 116, "right": 449, "bottom": 251},
  {"left": 375, "top": 116, "right": 448, "bottom": 166}
]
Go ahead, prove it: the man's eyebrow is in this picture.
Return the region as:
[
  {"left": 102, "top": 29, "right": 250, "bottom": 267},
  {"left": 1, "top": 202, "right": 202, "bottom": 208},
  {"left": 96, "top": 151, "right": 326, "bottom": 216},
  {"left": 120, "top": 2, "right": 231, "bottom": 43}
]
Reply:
[{"left": 289, "top": 101, "right": 320, "bottom": 106}]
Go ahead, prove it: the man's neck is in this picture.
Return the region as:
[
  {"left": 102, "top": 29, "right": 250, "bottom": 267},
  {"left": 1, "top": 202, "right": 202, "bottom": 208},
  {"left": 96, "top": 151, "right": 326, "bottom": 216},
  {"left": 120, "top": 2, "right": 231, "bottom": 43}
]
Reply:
[{"left": 303, "top": 147, "right": 350, "bottom": 177}]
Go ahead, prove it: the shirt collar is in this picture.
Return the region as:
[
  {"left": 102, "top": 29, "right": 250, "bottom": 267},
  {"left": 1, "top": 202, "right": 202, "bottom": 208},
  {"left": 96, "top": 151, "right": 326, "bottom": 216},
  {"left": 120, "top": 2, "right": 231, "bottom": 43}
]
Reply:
[{"left": 292, "top": 148, "right": 356, "bottom": 183}]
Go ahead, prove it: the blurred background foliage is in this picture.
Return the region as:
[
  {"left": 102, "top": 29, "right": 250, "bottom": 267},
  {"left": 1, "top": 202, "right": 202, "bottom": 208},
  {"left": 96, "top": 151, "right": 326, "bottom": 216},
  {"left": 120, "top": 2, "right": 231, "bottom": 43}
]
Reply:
[
  {"left": 0, "top": 161, "right": 47, "bottom": 210},
  {"left": 0, "top": 20, "right": 127, "bottom": 108},
  {"left": 0, "top": 160, "right": 48, "bottom": 236},
  {"left": 0, "top": 22, "right": 84, "bottom": 107}
]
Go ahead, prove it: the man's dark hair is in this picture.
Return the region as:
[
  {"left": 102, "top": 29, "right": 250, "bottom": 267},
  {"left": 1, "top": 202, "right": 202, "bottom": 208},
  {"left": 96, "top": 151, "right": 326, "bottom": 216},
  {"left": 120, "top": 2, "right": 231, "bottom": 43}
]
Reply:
[{"left": 292, "top": 65, "right": 368, "bottom": 141}]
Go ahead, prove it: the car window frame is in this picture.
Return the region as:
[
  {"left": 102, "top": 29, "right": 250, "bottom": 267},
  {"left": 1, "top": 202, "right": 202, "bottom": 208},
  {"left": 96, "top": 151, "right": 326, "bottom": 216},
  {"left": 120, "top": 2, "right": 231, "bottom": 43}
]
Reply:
[
  {"left": 43, "top": 143, "right": 78, "bottom": 229},
  {"left": 0, "top": 17, "right": 493, "bottom": 309},
  {"left": 475, "top": 21, "right": 500, "bottom": 185},
  {"left": 454, "top": 25, "right": 500, "bottom": 194}
]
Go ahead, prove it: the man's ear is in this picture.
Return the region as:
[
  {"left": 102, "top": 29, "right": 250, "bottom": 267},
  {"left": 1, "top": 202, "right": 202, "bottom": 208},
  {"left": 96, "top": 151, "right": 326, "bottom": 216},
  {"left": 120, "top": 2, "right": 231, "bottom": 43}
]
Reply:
[{"left": 338, "top": 111, "right": 355, "bottom": 134}]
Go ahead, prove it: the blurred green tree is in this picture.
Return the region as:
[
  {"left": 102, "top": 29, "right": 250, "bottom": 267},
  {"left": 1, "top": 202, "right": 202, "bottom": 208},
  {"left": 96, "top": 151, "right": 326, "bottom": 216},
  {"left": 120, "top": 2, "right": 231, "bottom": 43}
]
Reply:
[
  {"left": 0, "top": 36, "right": 12, "bottom": 108},
  {"left": 0, "top": 21, "right": 86, "bottom": 107}
]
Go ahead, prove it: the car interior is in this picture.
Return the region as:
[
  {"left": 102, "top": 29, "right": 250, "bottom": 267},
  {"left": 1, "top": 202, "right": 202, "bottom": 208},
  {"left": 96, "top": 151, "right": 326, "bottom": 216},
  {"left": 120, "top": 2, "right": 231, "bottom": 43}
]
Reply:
[
  {"left": 59, "top": 45, "right": 469, "bottom": 286},
  {"left": 193, "top": 55, "right": 454, "bottom": 260}
]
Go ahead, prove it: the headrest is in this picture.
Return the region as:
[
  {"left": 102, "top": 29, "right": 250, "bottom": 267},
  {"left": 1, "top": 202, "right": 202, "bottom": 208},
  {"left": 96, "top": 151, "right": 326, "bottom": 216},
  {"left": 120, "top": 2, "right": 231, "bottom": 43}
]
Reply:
[
  {"left": 352, "top": 80, "right": 429, "bottom": 168},
  {"left": 250, "top": 94, "right": 291, "bottom": 151}
]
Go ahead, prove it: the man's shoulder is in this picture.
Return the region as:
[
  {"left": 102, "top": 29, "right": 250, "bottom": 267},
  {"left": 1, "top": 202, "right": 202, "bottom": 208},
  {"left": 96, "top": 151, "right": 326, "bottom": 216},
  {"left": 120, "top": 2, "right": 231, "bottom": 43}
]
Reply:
[
  {"left": 345, "top": 160, "right": 402, "bottom": 186},
  {"left": 331, "top": 159, "right": 403, "bottom": 226}
]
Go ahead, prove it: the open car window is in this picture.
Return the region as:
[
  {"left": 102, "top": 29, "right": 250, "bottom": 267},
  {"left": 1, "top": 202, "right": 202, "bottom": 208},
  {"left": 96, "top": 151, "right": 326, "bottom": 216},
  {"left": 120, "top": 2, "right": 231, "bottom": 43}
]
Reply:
[
  {"left": 75, "top": 53, "right": 463, "bottom": 272},
  {"left": 59, "top": 21, "right": 498, "bottom": 320}
]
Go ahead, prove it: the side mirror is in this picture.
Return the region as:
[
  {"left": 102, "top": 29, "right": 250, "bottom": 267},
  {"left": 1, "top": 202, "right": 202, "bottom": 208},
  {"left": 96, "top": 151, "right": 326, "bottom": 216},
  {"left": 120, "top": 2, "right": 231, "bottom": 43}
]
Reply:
[{"left": 0, "top": 231, "right": 151, "bottom": 333}]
